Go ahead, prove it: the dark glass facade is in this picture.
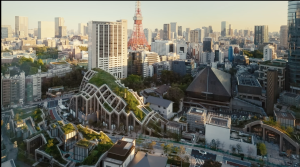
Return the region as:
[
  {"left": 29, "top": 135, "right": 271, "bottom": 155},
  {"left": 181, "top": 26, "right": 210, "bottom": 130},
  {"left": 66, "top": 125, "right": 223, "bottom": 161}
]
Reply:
[
  {"left": 254, "top": 25, "right": 268, "bottom": 45},
  {"left": 127, "top": 51, "right": 143, "bottom": 76},
  {"left": 288, "top": 1, "right": 300, "bottom": 88},
  {"left": 228, "top": 46, "right": 233, "bottom": 62}
]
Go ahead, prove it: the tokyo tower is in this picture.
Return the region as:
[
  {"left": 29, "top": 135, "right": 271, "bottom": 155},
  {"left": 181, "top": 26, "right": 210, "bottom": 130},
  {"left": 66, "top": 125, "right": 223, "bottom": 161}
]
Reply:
[{"left": 128, "top": 1, "right": 150, "bottom": 51}]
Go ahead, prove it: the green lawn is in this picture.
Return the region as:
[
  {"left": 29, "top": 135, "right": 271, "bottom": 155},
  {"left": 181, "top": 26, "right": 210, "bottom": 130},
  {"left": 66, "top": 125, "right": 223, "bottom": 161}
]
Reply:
[{"left": 77, "top": 139, "right": 92, "bottom": 148}]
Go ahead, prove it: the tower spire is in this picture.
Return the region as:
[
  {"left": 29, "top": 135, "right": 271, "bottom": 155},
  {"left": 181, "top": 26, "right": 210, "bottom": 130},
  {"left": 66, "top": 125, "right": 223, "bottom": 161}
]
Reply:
[{"left": 128, "top": 1, "right": 150, "bottom": 51}]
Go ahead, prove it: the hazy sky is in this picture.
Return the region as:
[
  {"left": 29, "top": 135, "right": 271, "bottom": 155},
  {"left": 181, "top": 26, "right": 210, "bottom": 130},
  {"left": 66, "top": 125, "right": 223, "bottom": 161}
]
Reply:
[{"left": 2, "top": 1, "right": 287, "bottom": 32}]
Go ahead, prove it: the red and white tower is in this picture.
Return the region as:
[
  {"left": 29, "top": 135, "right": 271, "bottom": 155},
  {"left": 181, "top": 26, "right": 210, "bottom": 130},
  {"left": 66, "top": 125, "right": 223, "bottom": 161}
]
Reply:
[{"left": 128, "top": 1, "right": 149, "bottom": 51}]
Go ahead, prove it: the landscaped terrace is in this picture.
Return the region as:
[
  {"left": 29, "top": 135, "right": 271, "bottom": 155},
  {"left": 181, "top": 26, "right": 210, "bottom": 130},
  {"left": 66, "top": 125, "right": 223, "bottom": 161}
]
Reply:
[
  {"left": 89, "top": 68, "right": 146, "bottom": 121},
  {"left": 61, "top": 123, "right": 75, "bottom": 134}
]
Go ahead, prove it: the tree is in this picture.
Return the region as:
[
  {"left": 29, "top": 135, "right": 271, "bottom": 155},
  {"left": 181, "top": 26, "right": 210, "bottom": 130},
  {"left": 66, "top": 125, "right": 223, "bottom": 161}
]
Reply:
[
  {"left": 286, "top": 126, "right": 294, "bottom": 134},
  {"left": 160, "top": 143, "right": 165, "bottom": 153},
  {"left": 202, "top": 159, "right": 222, "bottom": 167},
  {"left": 257, "top": 143, "right": 267, "bottom": 156},
  {"left": 236, "top": 143, "right": 242, "bottom": 154},
  {"left": 215, "top": 139, "right": 221, "bottom": 150}
]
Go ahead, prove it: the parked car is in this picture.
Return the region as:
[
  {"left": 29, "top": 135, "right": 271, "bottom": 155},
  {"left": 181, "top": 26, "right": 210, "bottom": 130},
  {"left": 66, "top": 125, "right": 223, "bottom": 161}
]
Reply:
[
  {"left": 292, "top": 155, "right": 297, "bottom": 160},
  {"left": 180, "top": 139, "right": 186, "bottom": 143},
  {"left": 198, "top": 150, "right": 206, "bottom": 155},
  {"left": 263, "top": 156, "right": 267, "bottom": 159},
  {"left": 256, "top": 156, "right": 262, "bottom": 160}
]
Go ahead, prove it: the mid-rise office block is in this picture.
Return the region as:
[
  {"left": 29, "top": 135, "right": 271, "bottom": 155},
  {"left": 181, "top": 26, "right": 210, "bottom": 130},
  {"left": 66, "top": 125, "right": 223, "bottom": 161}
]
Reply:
[
  {"left": 280, "top": 25, "right": 288, "bottom": 49},
  {"left": 170, "top": 22, "right": 177, "bottom": 39},
  {"left": 266, "top": 69, "right": 279, "bottom": 116},
  {"left": 15, "top": 16, "right": 28, "bottom": 38},
  {"left": 263, "top": 44, "right": 277, "bottom": 61},
  {"left": 254, "top": 25, "right": 269, "bottom": 45},
  {"left": 78, "top": 23, "right": 87, "bottom": 36},
  {"left": 178, "top": 26, "right": 182, "bottom": 36},
  {"left": 194, "top": 28, "right": 204, "bottom": 43},
  {"left": 172, "top": 59, "right": 195, "bottom": 76},
  {"left": 1, "top": 25, "right": 13, "bottom": 39},
  {"left": 163, "top": 24, "right": 171, "bottom": 40},
  {"left": 151, "top": 40, "right": 176, "bottom": 56},
  {"left": 203, "top": 37, "right": 213, "bottom": 52},
  {"left": 38, "top": 21, "right": 55, "bottom": 39},
  {"left": 58, "top": 26, "right": 67, "bottom": 38},
  {"left": 55, "top": 17, "right": 64, "bottom": 38},
  {"left": 88, "top": 20, "right": 128, "bottom": 79},
  {"left": 221, "top": 21, "right": 228, "bottom": 37},
  {"left": 287, "top": 1, "right": 300, "bottom": 92},
  {"left": 144, "top": 28, "right": 152, "bottom": 46},
  {"left": 187, "top": 107, "right": 207, "bottom": 134}
]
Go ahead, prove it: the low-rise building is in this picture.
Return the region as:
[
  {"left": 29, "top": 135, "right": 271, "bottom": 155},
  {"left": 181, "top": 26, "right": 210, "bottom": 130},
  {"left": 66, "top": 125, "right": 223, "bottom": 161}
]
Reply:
[
  {"left": 103, "top": 138, "right": 135, "bottom": 167},
  {"left": 187, "top": 107, "right": 207, "bottom": 134},
  {"left": 166, "top": 121, "right": 182, "bottom": 135},
  {"left": 146, "top": 96, "right": 174, "bottom": 119},
  {"left": 172, "top": 59, "right": 195, "bottom": 76},
  {"left": 205, "top": 113, "right": 257, "bottom": 156}
]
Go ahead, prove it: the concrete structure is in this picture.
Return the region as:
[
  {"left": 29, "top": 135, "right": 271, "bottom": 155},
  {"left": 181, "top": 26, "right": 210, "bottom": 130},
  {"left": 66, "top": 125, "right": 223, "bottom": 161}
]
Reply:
[
  {"left": 263, "top": 44, "right": 277, "bottom": 61},
  {"left": 146, "top": 96, "right": 174, "bottom": 119},
  {"left": 243, "top": 120, "right": 300, "bottom": 154},
  {"left": 15, "top": 16, "right": 28, "bottom": 38},
  {"left": 55, "top": 17, "right": 65, "bottom": 38},
  {"left": 163, "top": 24, "right": 170, "bottom": 40},
  {"left": 88, "top": 20, "right": 128, "bottom": 79},
  {"left": 78, "top": 23, "right": 87, "bottom": 36},
  {"left": 187, "top": 107, "right": 207, "bottom": 134},
  {"left": 166, "top": 121, "right": 182, "bottom": 135},
  {"left": 144, "top": 28, "right": 152, "bottom": 46},
  {"left": 151, "top": 40, "right": 175, "bottom": 56},
  {"left": 257, "top": 59, "right": 287, "bottom": 91},
  {"left": 254, "top": 25, "right": 269, "bottom": 45},
  {"left": 274, "top": 109, "right": 295, "bottom": 129},
  {"left": 170, "top": 22, "right": 177, "bottom": 39},
  {"left": 1, "top": 159, "right": 16, "bottom": 167},
  {"left": 128, "top": 151, "right": 167, "bottom": 167},
  {"left": 1, "top": 25, "right": 13, "bottom": 39},
  {"left": 278, "top": 91, "right": 300, "bottom": 108},
  {"left": 205, "top": 113, "right": 257, "bottom": 157},
  {"left": 69, "top": 69, "right": 169, "bottom": 133},
  {"left": 172, "top": 59, "right": 195, "bottom": 76},
  {"left": 127, "top": 50, "right": 160, "bottom": 78},
  {"left": 279, "top": 25, "right": 288, "bottom": 49},
  {"left": 1, "top": 72, "right": 25, "bottom": 107},
  {"left": 287, "top": 1, "right": 300, "bottom": 93},
  {"left": 38, "top": 21, "right": 55, "bottom": 39},
  {"left": 221, "top": 21, "right": 228, "bottom": 37},
  {"left": 58, "top": 26, "right": 67, "bottom": 38},
  {"left": 266, "top": 69, "right": 279, "bottom": 116},
  {"left": 103, "top": 138, "right": 135, "bottom": 167},
  {"left": 152, "top": 61, "right": 170, "bottom": 77},
  {"left": 178, "top": 26, "right": 182, "bottom": 36}
]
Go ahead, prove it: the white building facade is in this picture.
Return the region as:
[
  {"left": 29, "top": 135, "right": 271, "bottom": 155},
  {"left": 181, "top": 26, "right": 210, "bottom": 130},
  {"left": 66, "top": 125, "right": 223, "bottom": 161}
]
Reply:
[
  {"left": 263, "top": 44, "right": 277, "bottom": 61},
  {"left": 38, "top": 21, "right": 55, "bottom": 39},
  {"left": 88, "top": 20, "right": 128, "bottom": 79},
  {"left": 15, "top": 16, "right": 28, "bottom": 38}
]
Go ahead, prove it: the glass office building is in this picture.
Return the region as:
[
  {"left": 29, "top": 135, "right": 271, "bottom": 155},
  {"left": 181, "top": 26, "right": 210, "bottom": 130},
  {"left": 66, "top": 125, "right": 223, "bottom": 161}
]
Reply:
[{"left": 288, "top": 1, "right": 300, "bottom": 91}]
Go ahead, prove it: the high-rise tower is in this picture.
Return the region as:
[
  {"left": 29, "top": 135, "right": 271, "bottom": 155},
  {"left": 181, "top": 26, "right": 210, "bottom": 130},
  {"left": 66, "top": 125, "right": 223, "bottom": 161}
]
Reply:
[{"left": 128, "top": 1, "right": 149, "bottom": 50}]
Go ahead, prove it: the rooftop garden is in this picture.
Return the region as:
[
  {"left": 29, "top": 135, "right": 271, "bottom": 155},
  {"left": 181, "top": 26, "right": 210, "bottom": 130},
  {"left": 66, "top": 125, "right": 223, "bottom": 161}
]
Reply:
[
  {"left": 103, "top": 102, "right": 113, "bottom": 112},
  {"left": 57, "top": 120, "right": 64, "bottom": 126},
  {"left": 61, "top": 123, "right": 75, "bottom": 134},
  {"left": 76, "top": 125, "right": 114, "bottom": 166},
  {"left": 77, "top": 125, "right": 112, "bottom": 143},
  {"left": 89, "top": 68, "right": 145, "bottom": 121},
  {"left": 51, "top": 124, "right": 57, "bottom": 129},
  {"left": 13, "top": 108, "right": 43, "bottom": 124},
  {"left": 259, "top": 60, "right": 286, "bottom": 67},
  {"left": 40, "top": 138, "right": 67, "bottom": 165},
  {"left": 76, "top": 138, "right": 92, "bottom": 148}
]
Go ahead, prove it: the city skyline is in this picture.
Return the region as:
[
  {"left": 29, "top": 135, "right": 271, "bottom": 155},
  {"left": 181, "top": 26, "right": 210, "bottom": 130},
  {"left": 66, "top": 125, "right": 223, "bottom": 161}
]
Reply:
[{"left": 2, "top": 1, "right": 287, "bottom": 32}]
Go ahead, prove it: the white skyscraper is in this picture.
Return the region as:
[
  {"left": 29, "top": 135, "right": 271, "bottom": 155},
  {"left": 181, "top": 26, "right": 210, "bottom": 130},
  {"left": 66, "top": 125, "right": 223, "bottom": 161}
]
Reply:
[
  {"left": 55, "top": 17, "right": 65, "bottom": 37},
  {"left": 38, "top": 21, "right": 55, "bottom": 39},
  {"left": 170, "top": 22, "right": 178, "bottom": 39},
  {"left": 144, "top": 28, "right": 152, "bottom": 45},
  {"left": 88, "top": 20, "right": 128, "bottom": 78},
  {"left": 15, "top": 16, "right": 28, "bottom": 38},
  {"left": 263, "top": 44, "right": 277, "bottom": 61},
  {"left": 78, "top": 23, "right": 87, "bottom": 36}
]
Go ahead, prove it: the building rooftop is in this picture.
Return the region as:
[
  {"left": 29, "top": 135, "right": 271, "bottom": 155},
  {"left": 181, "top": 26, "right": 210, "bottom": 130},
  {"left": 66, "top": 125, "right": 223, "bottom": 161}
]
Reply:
[
  {"left": 167, "top": 121, "right": 181, "bottom": 128},
  {"left": 146, "top": 96, "right": 173, "bottom": 108},
  {"left": 188, "top": 107, "right": 206, "bottom": 116},
  {"left": 106, "top": 140, "right": 134, "bottom": 161},
  {"left": 76, "top": 139, "right": 94, "bottom": 148},
  {"left": 283, "top": 92, "right": 298, "bottom": 98},
  {"left": 128, "top": 151, "right": 167, "bottom": 167},
  {"left": 207, "top": 113, "right": 231, "bottom": 128},
  {"left": 154, "top": 84, "right": 169, "bottom": 95},
  {"left": 237, "top": 75, "right": 261, "bottom": 87},
  {"left": 274, "top": 111, "right": 295, "bottom": 120},
  {"left": 186, "top": 67, "right": 231, "bottom": 97}
]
